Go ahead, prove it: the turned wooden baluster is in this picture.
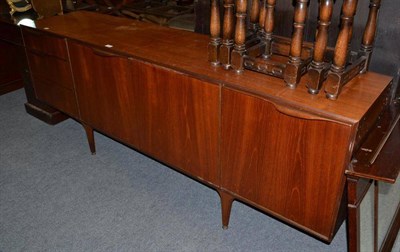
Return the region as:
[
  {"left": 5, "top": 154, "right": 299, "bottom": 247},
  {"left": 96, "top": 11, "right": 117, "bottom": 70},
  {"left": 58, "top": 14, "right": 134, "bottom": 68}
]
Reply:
[
  {"left": 231, "top": 0, "right": 248, "bottom": 74},
  {"left": 263, "top": 0, "right": 276, "bottom": 59},
  {"left": 359, "top": 0, "right": 382, "bottom": 73},
  {"left": 284, "top": 0, "right": 309, "bottom": 88},
  {"left": 208, "top": 0, "right": 221, "bottom": 66},
  {"left": 250, "top": 0, "right": 260, "bottom": 32},
  {"left": 219, "top": 0, "right": 235, "bottom": 69},
  {"left": 324, "top": 0, "right": 359, "bottom": 99},
  {"left": 258, "top": 0, "right": 267, "bottom": 38},
  {"left": 306, "top": 0, "right": 334, "bottom": 94}
]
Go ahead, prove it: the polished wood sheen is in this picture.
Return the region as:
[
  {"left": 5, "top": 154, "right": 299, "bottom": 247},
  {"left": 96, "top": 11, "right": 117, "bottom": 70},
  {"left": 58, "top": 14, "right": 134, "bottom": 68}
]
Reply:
[
  {"left": 68, "top": 41, "right": 220, "bottom": 185},
  {"left": 20, "top": 11, "right": 397, "bottom": 248},
  {"left": 221, "top": 88, "right": 352, "bottom": 239},
  {"left": 23, "top": 27, "right": 79, "bottom": 118}
]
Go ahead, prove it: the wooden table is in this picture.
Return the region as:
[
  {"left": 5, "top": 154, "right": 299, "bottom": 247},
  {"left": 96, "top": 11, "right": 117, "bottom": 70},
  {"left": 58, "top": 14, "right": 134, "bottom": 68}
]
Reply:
[{"left": 19, "top": 11, "right": 399, "bottom": 251}]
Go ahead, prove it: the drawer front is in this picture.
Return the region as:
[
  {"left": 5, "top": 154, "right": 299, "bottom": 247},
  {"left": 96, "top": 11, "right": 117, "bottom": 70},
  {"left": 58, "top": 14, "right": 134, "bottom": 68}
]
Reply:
[
  {"left": 22, "top": 27, "right": 68, "bottom": 59},
  {"left": 354, "top": 83, "right": 392, "bottom": 152},
  {"left": 27, "top": 51, "right": 74, "bottom": 90},
  {"left": 33, "top": 76, "right": 79, "bottom": 118}
]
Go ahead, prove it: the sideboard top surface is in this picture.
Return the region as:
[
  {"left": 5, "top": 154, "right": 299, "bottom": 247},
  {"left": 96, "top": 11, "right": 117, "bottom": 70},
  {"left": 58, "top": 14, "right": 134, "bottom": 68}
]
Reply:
[{"left": 26, "top": 11, "right": 392, "bottom": 125}]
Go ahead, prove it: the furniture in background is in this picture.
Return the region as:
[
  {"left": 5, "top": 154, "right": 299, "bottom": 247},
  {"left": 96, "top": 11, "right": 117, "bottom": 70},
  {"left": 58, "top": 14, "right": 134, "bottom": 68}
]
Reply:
[
  {"left": 19, "top": 11, "right": 399, "bottom": 251},
  {"left": 30, "top": 0, "right": 63, "bottom": 19},
  {"left": 0, "top": 15, "right": 67, "bottom": 122},
  {"left": 0, "top": 15, "right": 24, "bottom": 95},
  {"left": 6, "top": 0, "right": 32, "bottom": 16}
]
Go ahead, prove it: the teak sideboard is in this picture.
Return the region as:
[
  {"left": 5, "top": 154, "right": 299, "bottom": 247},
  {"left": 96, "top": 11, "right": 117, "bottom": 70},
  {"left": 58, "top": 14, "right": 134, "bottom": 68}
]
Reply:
[{"left": 18, "top": 11, "right": 399, "bottom": 251}]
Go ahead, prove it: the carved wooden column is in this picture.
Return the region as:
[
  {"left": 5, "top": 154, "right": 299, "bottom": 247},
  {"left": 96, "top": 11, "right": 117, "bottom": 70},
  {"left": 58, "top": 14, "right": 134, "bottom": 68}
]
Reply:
[
  {"left": 219, "top": 0, "right": 235, "bottom": 69},
  {"left": 208, "top": 0, "right": 221, "bottom": 66},
  {"left": 307, "top": 0, "right": 334, "bottom": 94},
  {"left": 231, "top": 0, "right": 247, "bottom": 74},
  {"left": 284, "top": 0, "right": 309, "bottom": 88},
  {"left": 359, "top": 0, "right": 382, "bottom": 73},
  {"left": 262, "top": 0, "right": 276, "bottom": 59},
  {"left": 325, "top": 0, "right": 359, "bottom": 99}
]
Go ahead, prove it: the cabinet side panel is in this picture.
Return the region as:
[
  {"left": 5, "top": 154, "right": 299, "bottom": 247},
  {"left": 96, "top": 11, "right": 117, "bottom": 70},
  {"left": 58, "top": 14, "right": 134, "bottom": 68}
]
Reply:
[{"left": 221, "top": 88, "right": 352, "bottom": 239}]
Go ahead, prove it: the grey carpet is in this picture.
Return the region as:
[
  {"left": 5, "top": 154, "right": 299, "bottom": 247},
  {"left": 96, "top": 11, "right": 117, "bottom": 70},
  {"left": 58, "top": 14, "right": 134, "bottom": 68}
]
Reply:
[{"left": 0, "top": 89, "right": 397, "bottom": 252}]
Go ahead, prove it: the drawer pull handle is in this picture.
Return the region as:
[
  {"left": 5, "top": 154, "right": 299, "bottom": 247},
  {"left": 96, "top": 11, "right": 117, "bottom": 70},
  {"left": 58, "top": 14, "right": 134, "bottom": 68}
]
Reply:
[{"left": 92, "top": 47, "right": 121, "bottom": 58}]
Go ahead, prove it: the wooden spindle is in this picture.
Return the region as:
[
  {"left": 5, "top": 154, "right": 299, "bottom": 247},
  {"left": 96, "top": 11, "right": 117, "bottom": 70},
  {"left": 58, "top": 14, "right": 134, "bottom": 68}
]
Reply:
[
  {"left": 325, "top": 0, "right": 359, "bottom": 99},
  {"left": 263, "top": 0, "right": 276, "bottom": 59},
  {"left": 307, "top": 0, "right": 334, "bottom": 94},
  {"left": 359, "top": 0, "right": 382, "bottom": 73},
  {"left": 250, "top": 0, "right": 260, "bottom": 32},
  {"left": 258, "top": 0, "right": 267, "bottom": 38},
  {"left": 284, "top": 0, "right": 309, "bottom": 88},
  {"left": 231, "top": 0, "right": 248, "bottom": 74},
  {"left": 219, "top": 0, "right": 235, "bottom": 69},
  {"left": 208, "top": 0, "right": 222, "bottom": 66}
]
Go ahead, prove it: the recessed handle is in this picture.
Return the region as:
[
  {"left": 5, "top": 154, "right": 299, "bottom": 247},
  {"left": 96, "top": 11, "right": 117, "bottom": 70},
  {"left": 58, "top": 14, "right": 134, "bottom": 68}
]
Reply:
[{"left": 92, "top": 47, "right": 121, "bottom": 58}]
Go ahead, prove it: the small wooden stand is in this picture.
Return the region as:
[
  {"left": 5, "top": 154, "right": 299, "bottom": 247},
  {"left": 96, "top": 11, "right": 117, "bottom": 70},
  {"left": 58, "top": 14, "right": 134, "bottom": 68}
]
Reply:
[
  {"left": 324, "top": 0, "right": 383, "bottom": 100},
  {"left": 209, "top": 0, "right": 385, "bottom": 100}
]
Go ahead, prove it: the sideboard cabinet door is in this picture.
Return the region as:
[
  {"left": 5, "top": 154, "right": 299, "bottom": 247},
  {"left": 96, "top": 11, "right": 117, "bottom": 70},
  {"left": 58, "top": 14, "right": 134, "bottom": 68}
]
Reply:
[
  {"left": 68, "top": 41, "right": 219, "bottom": 185},
  {"left": 68, "top": 41, "right": 141, "bottom": 148},
  {"left": 131, "top": 61, "right": 220, "bottom": 185},
  {"left": 221, "top": 88, "right": 353, "bottom": 240}
]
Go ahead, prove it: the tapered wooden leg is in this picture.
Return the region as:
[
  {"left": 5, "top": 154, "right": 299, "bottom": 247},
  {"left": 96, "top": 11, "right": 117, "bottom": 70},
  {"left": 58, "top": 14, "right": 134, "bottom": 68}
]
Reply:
[
  {"left": 347, "top": 177, "right": 360, "bottom": 252},
  {"left": 83, "top": 124, "right": 96, "bottom": 155},
  {"left": 218, "top": 190, "right": 234, "bottom": 229}
]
